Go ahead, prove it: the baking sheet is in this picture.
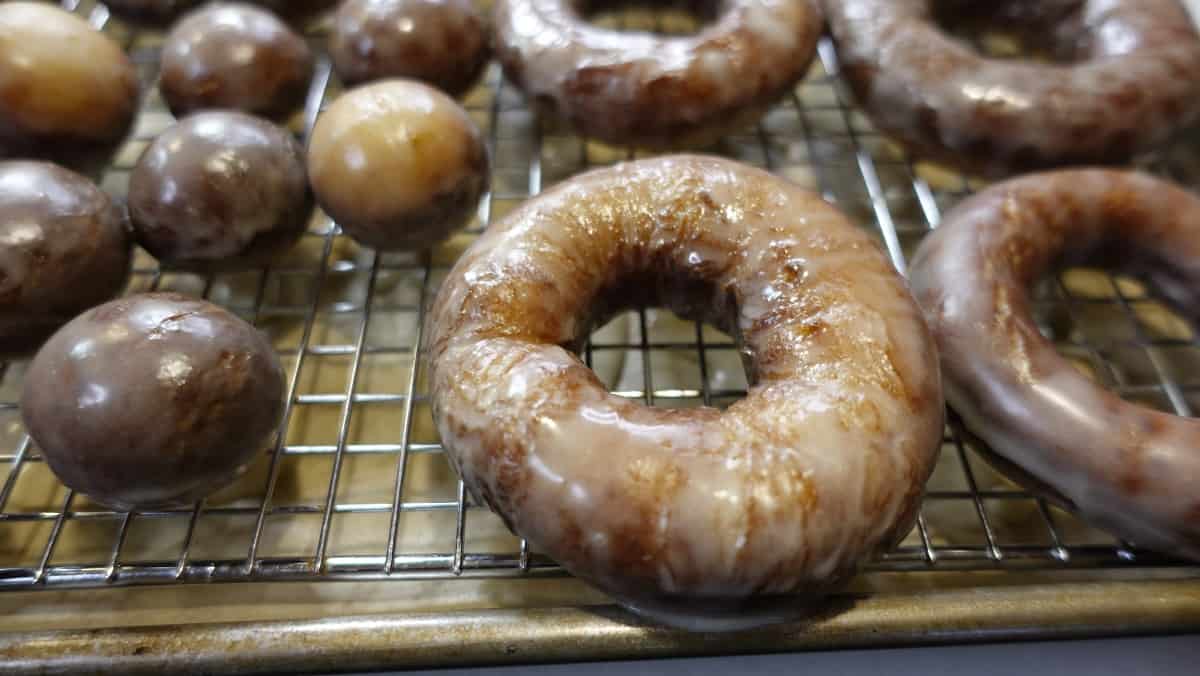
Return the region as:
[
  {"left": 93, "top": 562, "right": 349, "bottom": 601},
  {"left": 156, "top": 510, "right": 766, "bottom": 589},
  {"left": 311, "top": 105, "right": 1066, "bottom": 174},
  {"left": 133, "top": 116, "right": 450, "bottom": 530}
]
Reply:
[{"left": 0, "top": 0, "right": 1198, "bottom": 667}]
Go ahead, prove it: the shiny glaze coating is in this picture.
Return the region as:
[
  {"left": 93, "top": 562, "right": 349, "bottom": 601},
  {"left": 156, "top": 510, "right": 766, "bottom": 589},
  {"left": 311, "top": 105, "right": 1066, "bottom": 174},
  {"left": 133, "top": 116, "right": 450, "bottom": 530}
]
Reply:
[
  {"left": 909, "top": 169, "right": 1200, "bottom": 560},
  {"left": 22, "top": 293, "right": 285, "bottom": 511},
  {"left": 128, "top": 112, "right": 310, "bottom": 271},
  {"left": 0, "top": 3, "right": 139, "bottom": 159},
  {"left": 428, "top": 155, "right": 944, "bottom": 628},
  {"left": 824, "top": 0, "right": 1200, "bottom": 175},
  {"left": 493, "top": 0, "right": 823, "bottom": 147},
  {"left": 330, "top": 0, "right": 489, "bottom": 96},
  {"left": 160, "top": 3, "right": 314, "bottom": 118},
  {"left": 0, "top": 161, "right": 131, "bottom": 353},
  {"left": 307, "top": 80, "right": 488, "bottom": 250}
]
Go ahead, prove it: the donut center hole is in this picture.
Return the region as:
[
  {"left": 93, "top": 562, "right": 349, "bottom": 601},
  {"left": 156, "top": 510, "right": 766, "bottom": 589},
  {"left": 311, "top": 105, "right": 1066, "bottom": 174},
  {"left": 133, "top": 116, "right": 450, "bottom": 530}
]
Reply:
[
  {"left": 575, "top": 0, "right": 723, "bottom": 36},
  {"left": 577, "top": 266, "right": 751, "bottom": 411},
  {"left": 585, "top": 308, "right": 749, "bottom": 410},
  {"left": 930, "top": 0, "right": 1086, "bottom": 63},
  {"left": 1033, "top": 265, "right": 1200, "bottom": 415}
]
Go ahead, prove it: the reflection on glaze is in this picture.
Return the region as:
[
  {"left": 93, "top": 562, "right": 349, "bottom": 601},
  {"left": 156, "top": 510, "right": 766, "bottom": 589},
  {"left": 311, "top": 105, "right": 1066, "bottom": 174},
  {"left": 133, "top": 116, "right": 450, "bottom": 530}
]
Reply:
[
  {"left": 428, "top": 155, "right": 944, "bottom": 628},
  {"left": 160, "top": 2, "right": 314, "bottom": 118},
  {"left": 307, "top": 79, "right": 488, "bottom": 250},
  {"left": 21, "top": 292, "right": 285, "bottom": 511},
  {"left": 493, "top": 0, "right": 823, "bottom": 147},
  {"left": 0, "top": 3, "right": 139, "bottom": 159},
  {"left": 330, "top": 0, "right": 489, "bottom": 96},
  {"left": 909, "top": 168, "right": 1200, "bottom": 560},
  {"left": 128, "top": 111, "right": 311, "bottom": 271},
  {"left": 0, "top": 161, "right": 131, "bottom": 353},
  {"left": 824, "top": 0, "right": 1200, "bottom": 174}
]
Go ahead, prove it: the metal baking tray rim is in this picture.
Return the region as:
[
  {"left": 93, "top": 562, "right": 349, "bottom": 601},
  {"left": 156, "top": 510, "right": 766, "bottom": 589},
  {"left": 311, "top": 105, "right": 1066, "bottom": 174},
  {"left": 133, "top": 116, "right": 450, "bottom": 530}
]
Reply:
[{"left": 3, "top": 578, "right": 1199, "bottom": 675}]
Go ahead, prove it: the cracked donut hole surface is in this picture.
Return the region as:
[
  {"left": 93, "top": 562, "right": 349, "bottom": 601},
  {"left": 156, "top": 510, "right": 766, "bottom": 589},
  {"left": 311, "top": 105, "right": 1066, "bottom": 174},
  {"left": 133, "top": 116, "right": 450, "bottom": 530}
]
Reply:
[
  {"left": 930, "top": 0, "right": 1085, "bottom": 63},
  {"left": 576, "top": 0, "right": 722, "bottom": 35}
]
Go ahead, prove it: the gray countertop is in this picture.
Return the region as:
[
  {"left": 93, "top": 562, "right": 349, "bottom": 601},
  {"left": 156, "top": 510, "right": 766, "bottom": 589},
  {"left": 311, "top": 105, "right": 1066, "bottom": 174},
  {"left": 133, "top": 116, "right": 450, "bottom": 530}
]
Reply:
[{"left": 364, "top": 635, "right": 1197, "bottom": 676}]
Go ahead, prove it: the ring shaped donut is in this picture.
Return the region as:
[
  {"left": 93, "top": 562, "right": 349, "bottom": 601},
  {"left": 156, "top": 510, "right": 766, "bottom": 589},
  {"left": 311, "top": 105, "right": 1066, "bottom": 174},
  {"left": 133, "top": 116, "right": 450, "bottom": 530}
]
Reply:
[
  {"left": 910, "top": 169, "right": 1200, "bottom": 560},
  {"left": 493, "top": 0, "right": 823, "bottom": 147},
  {"left": 824, "top": 0, "right": 1200, "bottom": 174},
  {"left": 428, "top": 155, "right": 944, "bottom": 628}
]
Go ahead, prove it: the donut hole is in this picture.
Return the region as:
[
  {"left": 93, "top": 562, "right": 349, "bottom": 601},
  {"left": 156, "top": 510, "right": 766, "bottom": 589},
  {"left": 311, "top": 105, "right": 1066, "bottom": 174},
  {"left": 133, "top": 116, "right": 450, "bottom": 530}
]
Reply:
[
  {"left": 574, "top": 0, "right": 722, "bottom": 36},
  {"left": 579, "top": 270, "right": 751, "bottom": 411},
  {"left": 929, "top": 0, "right": 1087, "bottom": 63},
  {"left": 585, "top": 308, "right": 748, "bottom": 410},
  {"left": 1033, "top": 263, "right": 1200, "bottom": 416}
]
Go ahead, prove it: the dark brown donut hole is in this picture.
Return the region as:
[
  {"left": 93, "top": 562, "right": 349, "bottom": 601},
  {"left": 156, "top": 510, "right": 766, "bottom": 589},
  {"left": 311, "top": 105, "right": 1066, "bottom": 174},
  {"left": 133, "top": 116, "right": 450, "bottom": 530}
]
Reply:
[
  {"left": 128, "top": 111, "right": 311, "bottom": 272},
  {"left": 0, "top": 161, "right": 132, "bottom": 355},
  {"left": 21, "top": 292, "right": 286, "bottom": 511},
  {"left": 329, "top": 0, "right": 490, "bottom": 96},
  {"left": 159, "top": 3, "right": 314, "bottom": 119}
]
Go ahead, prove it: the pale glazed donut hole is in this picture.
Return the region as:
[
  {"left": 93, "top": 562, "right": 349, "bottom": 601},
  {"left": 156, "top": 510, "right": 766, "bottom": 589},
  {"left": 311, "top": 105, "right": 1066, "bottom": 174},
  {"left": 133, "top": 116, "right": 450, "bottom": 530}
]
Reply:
[
  {"left": 0, "top": 3, "right": 139, "bottom": 160},
  {"left": 307, "top": 79, "right": 488, "bottom": 250}
]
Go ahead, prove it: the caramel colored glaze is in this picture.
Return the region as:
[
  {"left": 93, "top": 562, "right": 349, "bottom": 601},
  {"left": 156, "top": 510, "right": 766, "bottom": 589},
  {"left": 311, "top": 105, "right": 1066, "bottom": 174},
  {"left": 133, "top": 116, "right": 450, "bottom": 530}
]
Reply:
[
  {"left": 909, "top": 169, "right": 1200, "bottom": 560},
  {"left": 824, "top": 0, "right": 1200, "bottom": 175},
  {"left": 428, "top": 156, "right": 944, "bottom": 629},
  {"left": 493, "top": 0, "right": 822, "bottom": 148},
  {"left": 22, "top": 293, "right": 285, "bottom": 511},
  {"left": 160, "top": 3, "right": 314, "bottom": 118},
  {"left": 0, "top": 3, "right": 139, "bottom": 160},
  {"left": 128, "top": 112, "right": 310, "bottom": 271},
  {"left": 104, "top": 0, "right": 201, "bottom": 22},
  {"left": 307, "top": 79, "right": 488, "bottom": 250},
  {"left": 0, "top": 161, "right": 131, "bottom": 354},
  {"left": 330, "top": 0, "right": 489, "bottom": 97}
]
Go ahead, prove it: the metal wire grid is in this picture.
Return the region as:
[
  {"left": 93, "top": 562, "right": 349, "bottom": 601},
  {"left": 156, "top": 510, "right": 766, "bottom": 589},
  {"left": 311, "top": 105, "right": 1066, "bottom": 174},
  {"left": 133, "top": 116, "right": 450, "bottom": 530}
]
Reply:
[{"left": 0, "top": 1, "right": 1193, "bottom": 592}]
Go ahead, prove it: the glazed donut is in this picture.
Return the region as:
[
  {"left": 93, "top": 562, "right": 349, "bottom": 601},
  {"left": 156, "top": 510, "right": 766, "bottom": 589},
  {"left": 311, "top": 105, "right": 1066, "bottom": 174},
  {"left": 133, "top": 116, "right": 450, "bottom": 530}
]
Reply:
[
  {"left": 909, "top": 169, "right": 1200, "bottom": 560},
  {"left": 824, "top": 0, "right": 1200, "bottom": 174},
  {"left": 428, "top": 155, "right": 944, "bottom": 628},
  {"left": 492, "top": 0, "right": 823, "bottom": 147}
]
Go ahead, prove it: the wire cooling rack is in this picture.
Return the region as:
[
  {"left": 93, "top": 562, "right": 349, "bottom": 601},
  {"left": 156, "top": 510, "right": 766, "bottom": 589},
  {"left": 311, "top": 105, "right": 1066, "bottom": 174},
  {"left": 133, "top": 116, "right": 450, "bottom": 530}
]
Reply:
[{"left": 0, "top": 0, "right": 1195, "bottom": 592}]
